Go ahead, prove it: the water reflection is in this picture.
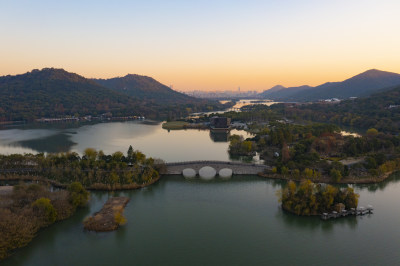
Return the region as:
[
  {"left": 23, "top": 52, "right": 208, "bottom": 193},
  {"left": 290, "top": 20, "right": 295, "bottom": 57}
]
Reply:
[
  {"left": 16, "top": 133, "right": 76, "bottom": 153},
  {"left": 190, "top": 99, "right": 280, "bottom": 117},
  {"left": 209, "top": 131, "right": 230, "bottom": 142},
  {"left": 4, "top": 174, "right": 400, "bottom": 266},
  {"left": 276, "top": 208, "right": 359, "bottom": 233},
  {"left": 353, "top": 171, "right": 400, "bottom": 192},
  {"left": 0, "top": 121, "right": 251, "bottom": 162}
]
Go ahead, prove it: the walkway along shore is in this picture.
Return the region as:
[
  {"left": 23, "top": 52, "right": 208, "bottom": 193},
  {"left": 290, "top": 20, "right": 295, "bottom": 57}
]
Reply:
[{"left": 258, "top": 170, "right": 397, "bottom": 184}]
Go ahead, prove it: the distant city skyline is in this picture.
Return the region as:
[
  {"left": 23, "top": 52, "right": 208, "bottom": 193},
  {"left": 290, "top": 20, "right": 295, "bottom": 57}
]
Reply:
[{"left": 1, "top": 0, "right": 400, "bottom": 91}]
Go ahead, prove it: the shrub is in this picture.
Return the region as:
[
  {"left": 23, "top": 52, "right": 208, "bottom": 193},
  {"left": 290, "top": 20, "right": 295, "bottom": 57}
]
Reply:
[
  {"left": 32, "top": 198, "right": 57, "bottom": 224},
  {"left": 330, "top": 168, "right": 342, "bottom": 182},
  {"left": 67, "top": 182, "right": 89, "bottom": 208},
  {"left": 114, "top": 211, "right": 127, "bottom": 225}
]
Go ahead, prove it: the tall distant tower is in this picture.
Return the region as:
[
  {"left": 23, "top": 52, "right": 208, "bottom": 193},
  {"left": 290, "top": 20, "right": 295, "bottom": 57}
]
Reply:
[{"left": 238, "top": 87, "right": 240, "bottom": 92}]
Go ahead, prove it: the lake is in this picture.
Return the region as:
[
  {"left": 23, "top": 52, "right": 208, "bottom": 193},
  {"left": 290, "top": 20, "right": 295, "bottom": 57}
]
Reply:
[
  {"left": 0, "top": 121, "right": 251, "bottom": 162},
  {"left": 1, "top": 121, "right": 400, "bottom": 265},
  {"left": 190, "top": 99, "right": 280, "bottom": 117},
  {"left": 3, "top": 175, "right": 400, "bottom": 266}
]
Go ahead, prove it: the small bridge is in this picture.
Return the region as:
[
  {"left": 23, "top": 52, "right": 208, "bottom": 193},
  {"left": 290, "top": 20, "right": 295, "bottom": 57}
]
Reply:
[{"left": 165, "top": 161, "right": 270, "bottom": 175}]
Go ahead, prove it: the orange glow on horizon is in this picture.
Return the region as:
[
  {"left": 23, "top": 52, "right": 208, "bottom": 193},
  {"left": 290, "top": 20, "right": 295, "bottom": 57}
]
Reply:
[{"left": 1, "top": 0, "right": 400, "bottom": 92}]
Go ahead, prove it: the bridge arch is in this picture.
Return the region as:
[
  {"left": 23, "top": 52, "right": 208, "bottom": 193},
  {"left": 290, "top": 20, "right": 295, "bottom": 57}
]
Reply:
[{"left": 165, "top": 161, "right": 269, "bottom": 175}]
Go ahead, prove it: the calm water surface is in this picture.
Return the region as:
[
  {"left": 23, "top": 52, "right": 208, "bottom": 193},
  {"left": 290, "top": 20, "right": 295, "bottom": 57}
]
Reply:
[
  {"left": 191, "top": 99, "right": 279, "bottom": 117},
  {"left": 3, "top": 175, "right": 400, "bottom": 266},
  {"left": 0, "top": 121, "right": 250, "bottom": 162},
  {"left": 1, "top": 122, "right": 399, "bottom": 265}
]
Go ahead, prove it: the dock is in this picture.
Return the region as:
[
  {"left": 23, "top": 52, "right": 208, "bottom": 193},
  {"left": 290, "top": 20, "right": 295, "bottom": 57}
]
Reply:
[{"left": 321, "top": 205, "right": 374, "bottom": 220}]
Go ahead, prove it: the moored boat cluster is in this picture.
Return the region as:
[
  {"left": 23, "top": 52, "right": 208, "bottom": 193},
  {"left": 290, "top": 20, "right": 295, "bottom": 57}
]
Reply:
[{"left": 321, "top": 205, "right": 374, "bottom": 220}]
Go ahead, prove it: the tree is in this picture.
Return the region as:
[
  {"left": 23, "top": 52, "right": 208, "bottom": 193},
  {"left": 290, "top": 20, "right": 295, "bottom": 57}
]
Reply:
[
  {"left": 330, "top": 168, "right": 342, "bottom": 182},
  {"left": 292, "top": 169, "right": 300, "bottom": 179},
  {"left": 32, "top": 198, "right": 57, "bottom": 224},
  {"left": 109, "top": 171, "right": 120, "bottom": 185},
  {"left": 112, "top": 151, "right": 124, "bottom": 162},
  {"left": 281, "top": 166, "right": 289, "bottom": 177},
  {"left": 114, "top": 211, "right": 127, "bottom": 225},
  {"left": 127, "top": 145, "right": 134, "bottom": 161},
  {"left": 241, "top": 141, "right": 253, "bottom": 153},
  {"left": 84, "top": 148, "right": 97, "bottom": 162},
  {"left": 366, "top": 128, "right": 378, "bottom": 137},
  {"left": 281, "top": 143, "right": 290, "bottom": 162},
  {"left": 67, "top": 182, "right": 89, "bottom": 208},
  {"left": 344, "top": 187, "right": 359, "bottom": 209},
  {"left": 272, "top": 167, "right": 278, "bottom": 174},
  {"left": 303, "top": 168, "right": 314, "bottom": 179}
]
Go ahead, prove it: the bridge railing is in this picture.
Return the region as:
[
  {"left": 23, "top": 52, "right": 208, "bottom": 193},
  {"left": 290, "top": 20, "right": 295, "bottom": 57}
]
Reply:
[{"left": 165, "top": 160, "right": 268, "bottom": 168}]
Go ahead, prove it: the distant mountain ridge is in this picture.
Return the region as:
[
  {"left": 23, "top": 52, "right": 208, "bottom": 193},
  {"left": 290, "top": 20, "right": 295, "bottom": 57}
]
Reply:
[
  {"left": 93, "top": 74, "right": 196, "bottom": 104},
  {"left": 0, "top": 68, "right": 220, "bottom": 122},
  {"left": 283, "top": 83, "right": 400, "bottom": 133},
  {"left": 259, "top": 69, "right": 400, "bottom": 101},
  {"left": 0, "top": 68, "right": 151, "bottom": 121}
]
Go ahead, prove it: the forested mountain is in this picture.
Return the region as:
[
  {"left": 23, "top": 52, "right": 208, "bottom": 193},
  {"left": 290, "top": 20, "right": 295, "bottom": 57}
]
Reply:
[
  {"left": 0, "top": 68, "right": 146, "bottom": 121},
  {"left": 93, "top": 74, "right": 195, "bottom": 104},
  {"left": 260, "top": 85, "right": 312, "bottom": 100},
  {"left": 227, "top": 84, "right": 400, "bottom": 133},
  {"left": 259, "top": 69, "right": 400, "bottom": 101},
  {"left": 283, "top": 84, "right": 400, "bottom": 132},
  {"left": 0, "top": 68, "right": 224, "bottom": 122}
]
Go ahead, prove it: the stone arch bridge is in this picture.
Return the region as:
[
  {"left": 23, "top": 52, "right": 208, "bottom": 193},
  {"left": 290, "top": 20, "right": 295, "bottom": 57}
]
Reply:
[{"left": 165, "top": 161, "right": 270, "bottom": 175}]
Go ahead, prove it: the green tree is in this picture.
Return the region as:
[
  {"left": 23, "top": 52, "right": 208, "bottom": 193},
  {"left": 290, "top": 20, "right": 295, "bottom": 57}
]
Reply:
[
  {"left": 32, "top": 198, "right": 57, "bottom": 224},
  {"left": 344, "top": 187, "right": 359, "bottom": 209},
  {"left": 272, "top": 167, "right": 278, "bottom": 174},
  {"left": 292, "top": 169, "right": 300, "bottom": 179},
  {"left": 303, "top": 168, "right": 314, "bottom": 179},
  {"left": 281, "top": 166, "right": 289, "bottom": 177},
  {"left": 67, "top": 182, "right": 89, "bottom": 208},
  {"left": 84, "top": 148, "right": 97, "bottom": 162},
  {"left": 114, "top": 211, "right": 127, "bottom": 225},
  {"left": 127, "top": 145, "right": 134, "bottom": 161},
  {"left": 366, "top": 128, "right": 378, "bottom": 137},
  {"left": 330, "top": 168, "right": 342, "bottom": 182}
]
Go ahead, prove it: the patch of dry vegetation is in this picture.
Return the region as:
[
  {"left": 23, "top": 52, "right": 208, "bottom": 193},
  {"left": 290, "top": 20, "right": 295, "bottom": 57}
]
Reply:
[
  {"left": 83, "top": 197, "right": 129, "bottom": 232},
  {"left": 0, "top": 182, "right": 88, "bottom": 260}
]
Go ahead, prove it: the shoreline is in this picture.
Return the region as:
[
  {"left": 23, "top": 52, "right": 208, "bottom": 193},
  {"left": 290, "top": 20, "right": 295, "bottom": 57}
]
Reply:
[
  {"left": 0, "top": 175, "right": 161, "bottom": 191},
  {"left": 258, "top": 170, "right": 396, "bottom": 184},
  {"left": 0, "top": 170, "right": 395, "bottom": 191}
]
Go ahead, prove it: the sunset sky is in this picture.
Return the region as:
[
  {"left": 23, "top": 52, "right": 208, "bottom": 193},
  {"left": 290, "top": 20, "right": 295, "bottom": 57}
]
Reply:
[{"left": 1, "top": 0, "right": 400, "bottom": 91}]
